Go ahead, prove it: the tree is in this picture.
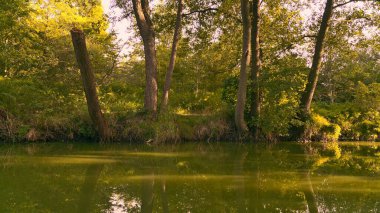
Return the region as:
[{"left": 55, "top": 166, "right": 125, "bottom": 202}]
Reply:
[
  {"left": 292, "top": 0, "right": 334, "bottom": 141},
  {"left": 299, "top": 0, "right": 334, "bottom": 114},
  {"left": 294, "top": 0, "right": 380, "bottom": 140},
  {"left": 250, "top": 0, "right": 262, "bottom": 141},
  {"left": 161, "top": 0, "right": 183, "bottom": 111},
  {"left": 235, "top": 0, "right": 251, "bottom": 133},
  {"left": 71, "top": 29, "right": 111, "bottom": 142},
  {"left": 0, "top": 0, "right": 39, "bottom": 77},
  {"left": 132, "top": 0, "right": 158, "bottom": 114}
]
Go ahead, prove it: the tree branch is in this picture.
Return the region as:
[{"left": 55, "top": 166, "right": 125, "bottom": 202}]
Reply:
[
  {"left": 182, "top": 8, "right": 218, "bottom": 16},
  {"left": 278, "top": 34, "right": 317, "bottom": 53},
  {"left": 333, "top": 0, "right": 356, "bottom": 9},
  {"left": 333, "top": 0, "right": 379, "bottom": 9},
  {"left": 303, "top": 34, "right": 317, "bottom": 38},
  {"left": 182, "top": 7, "right": 242, "bottom": 23}
]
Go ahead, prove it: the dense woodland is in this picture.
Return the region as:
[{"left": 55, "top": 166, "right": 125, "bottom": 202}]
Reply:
[{"left": 0, "top": 0, "right": 380, "bottom": 143}]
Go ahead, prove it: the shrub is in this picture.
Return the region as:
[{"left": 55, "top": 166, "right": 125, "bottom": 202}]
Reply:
[
  {"left": 321, "top": 124, "right": 341, "bottom": 142},
  {"left": 304, "top": 113, "right": 342, "bottom": 142}
]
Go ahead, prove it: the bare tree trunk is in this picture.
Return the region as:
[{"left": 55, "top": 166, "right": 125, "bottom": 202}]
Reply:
[
  {"left": 161, "top": 0, "right": 183, "bottom": 112},
  {"left": 296, "top": 0, "right": 334, "bottom": 140},
  {"left": 70, "top": 29, "right": 111, "bottom": 142},
  {"left": 132, "top": 0, "right": 158, "bottom": 114},
  {"left": 250, "top": 0, "right": 261, "bottom": 142},
  {"left": 235, "top": 0, "right": 251, "bottom": 134}
]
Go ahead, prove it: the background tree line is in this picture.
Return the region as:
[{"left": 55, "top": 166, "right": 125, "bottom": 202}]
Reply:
[{"left": 0, "top": 0, "right": 379, "bottom": 143}]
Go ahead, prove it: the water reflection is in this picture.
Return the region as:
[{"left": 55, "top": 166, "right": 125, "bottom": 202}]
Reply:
[
  {"left": 303, "top": 171, "right": 318, "bottom": 213},
  {"left": 141, "top": 173, "right": 154, "bottom": 213},
  {"left": 78, "top": 164, "right": 104, "bottom": 213},
  {"left": 0, "top": 142, "right": 379, "bottom": 212},
  {"left": 160, "top": 179, "right": 169, "bottom": 213}
]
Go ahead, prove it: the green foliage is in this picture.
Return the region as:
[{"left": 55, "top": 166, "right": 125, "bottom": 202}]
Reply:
[
  {"left": 222, "top": 56, "right": 308, "bottom": 138},
  {"left": 118, "top": 112, "right": 232, "bottom": 143},
  {"left": 315, "top": 82, "right": 380, "bottom": 141},
  {"left": 221, "top": 76, "right": 239, "bottom": 106},
  {"left": 0, "top": 0, "right": 121, "bottom": 142},
  {"left": 1, "top": 0, "right": 379, "bottom": 142},
  {"left": 299, "top": 113, "right": 342, "bottom": 142},
  {"left": 321, "top": 124, "right": 341, "bottom": 142},
  {"left": 260, "top": 56, "right": 308, "bottom": 137}
]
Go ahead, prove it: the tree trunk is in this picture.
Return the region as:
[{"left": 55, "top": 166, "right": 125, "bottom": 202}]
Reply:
[
  {"left": 161, "top": 0, "right": 183, "bottom": 112},
  {"left": 250, "top": 0, "right": 261, "bottom": 142},
  {"left": 300, "top": 0, "right": 334, "bottom": 113},
  {"left": 132, "top": 0, "right": 158, "bottom": 114},
  {"left": 296, "top": 0, "right": 334, "bottom": 140},
  {"left": 235, "top": 0, "right": 251, "bottom": 134},
  {"left": 70, "top": 29, "right": 111, "bottom": 142}
]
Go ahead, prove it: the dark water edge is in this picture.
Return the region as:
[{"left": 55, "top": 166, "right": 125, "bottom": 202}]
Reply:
[{"left": 0, "top": 141, "right": 379, "bottom": 212}]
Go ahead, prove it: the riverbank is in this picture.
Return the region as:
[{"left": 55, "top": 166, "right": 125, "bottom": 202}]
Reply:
[
  {"left": 0, "top": 111, "right": 236, "bottom": 143},
  {"left": 2, "top": 109, "right": 380, "bottom": 143}
]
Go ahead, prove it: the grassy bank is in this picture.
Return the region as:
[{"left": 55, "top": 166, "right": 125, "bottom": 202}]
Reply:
[
  {"left": 2, "top": 78, "right": 380, "bottom": 143},
  {"left": 0, "top": 109, "right": 235, "bottom": 143}
]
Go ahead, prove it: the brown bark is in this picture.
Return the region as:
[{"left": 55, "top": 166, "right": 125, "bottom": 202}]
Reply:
[
  {"left": 161, "top": 0, "right": 183, "bottom": 111},
  {"left": 300, "top": 0, "right": 334, "bottom": 113},
  {"left": 132, "top": 0, "right": 158, "bottom": 114},
  {"left": 235, "top": 0, "right": 251, "bottom": 134},
  {"left": 70, "top": 29, "right": 111, "bottom": 142},
  {"left": 250, "top": 0, "right": 261, "bottom": 141},
  {"left": 295, "top": 0, "right": 334, "bottom": 141}
]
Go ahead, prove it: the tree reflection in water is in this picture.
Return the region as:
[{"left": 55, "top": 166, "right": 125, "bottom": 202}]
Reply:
[
  {"left": 0, "top": 142, "right": 379, "bottom": 212},
  {"left": 78, "top": 164, "right": 104, "bottom": 213}
]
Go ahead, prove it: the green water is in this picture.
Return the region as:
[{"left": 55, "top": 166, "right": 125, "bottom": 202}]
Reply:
[{"left": 0, "top": 142, "right": 379, "bottom": 212}]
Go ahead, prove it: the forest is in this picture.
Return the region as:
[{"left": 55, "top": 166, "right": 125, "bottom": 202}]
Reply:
[
  {"left": 0, "top": 0, "right": 380, "bottom": 144},
  {"left": 1, "top": 1, "right": 380, "bottom": 212}
]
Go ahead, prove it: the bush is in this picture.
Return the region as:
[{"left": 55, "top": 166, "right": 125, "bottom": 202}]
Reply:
[
  {"left": 303, "top": 113, "right": 342, "bottom": 142},
  {"left": 321, "top": 124, "right": 341, "bottom": 142}
]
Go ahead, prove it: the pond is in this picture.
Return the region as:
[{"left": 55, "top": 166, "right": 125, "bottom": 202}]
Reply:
[{"left": 0, "top": 142, "right": 379, "bottom": 212}]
